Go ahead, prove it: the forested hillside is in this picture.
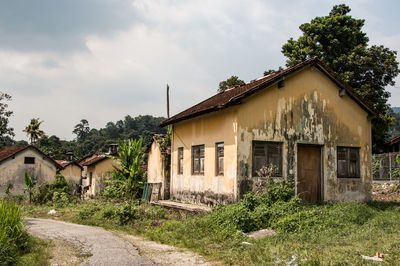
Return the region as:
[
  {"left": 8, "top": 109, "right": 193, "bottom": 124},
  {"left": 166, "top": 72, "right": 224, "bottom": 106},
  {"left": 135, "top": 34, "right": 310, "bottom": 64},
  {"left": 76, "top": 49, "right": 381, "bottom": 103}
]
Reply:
[{"left": 17, "top": 115, "right": 166, "bottom": 160}]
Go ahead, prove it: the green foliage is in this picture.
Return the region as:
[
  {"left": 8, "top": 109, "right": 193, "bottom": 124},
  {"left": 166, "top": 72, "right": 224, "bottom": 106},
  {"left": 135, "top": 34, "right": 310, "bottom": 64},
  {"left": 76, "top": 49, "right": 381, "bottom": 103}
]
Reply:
[
  {"left": 0, "top": 92, "right": 15, "bottom": 148},
  {"left": 218, "top": 76, "right": 245, "bottom": 93},
  {"left": 78, "top": 206, "right": 100, "bottom": 220},
  {"left": 24, "top": 173, "right": 36, "bottom": 203},
  {"left": 116, "top": 203, "right": 137, "bottom": 225},
  {"left": 104, "top": 138, "right": 145, "bottom": 199},
  {"left": 32, "top": 175, "right": 75, "bottom": 206},
  {"left": 388, "top": 108, "right": 400, "bottom": 138},
  {"left": 23, "top": 118, "right": 45, "bottom": 145},
  {"left": 0, "top": 200, "right": 30, "bottom": 265},
  {"left": 281, "top": 4, "right": 399, "bottom": 152},
  {"left": 5, "top": 183, "right": 13, "bottom": 196}
]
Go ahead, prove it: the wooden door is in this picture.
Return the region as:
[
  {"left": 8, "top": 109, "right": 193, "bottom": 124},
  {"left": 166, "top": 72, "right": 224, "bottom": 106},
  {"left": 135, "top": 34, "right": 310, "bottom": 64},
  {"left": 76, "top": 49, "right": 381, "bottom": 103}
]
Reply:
[{"left": 297, "top": 145, "right": 321, "bottom": 202}]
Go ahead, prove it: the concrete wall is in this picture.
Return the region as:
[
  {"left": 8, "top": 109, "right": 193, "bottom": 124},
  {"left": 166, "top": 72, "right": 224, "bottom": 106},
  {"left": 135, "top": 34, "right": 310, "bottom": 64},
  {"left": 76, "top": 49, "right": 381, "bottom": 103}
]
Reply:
[
  {"left": 59, "top": 164, "right": 82, "bottom": 184},
  {"left": 147, "top": 141, "right": 166, "bottom": 199},
  {"left": 236, "top": 66, "right": 372, "bottom": 201},
  {"left": 170, "top": 108, "right": 238, "bottom": 205},
  {"left": 84, "top": 158, "right": 116, "bottom": 196},
  {"left": 0, "top": 148, "right": 57, "bottom": 195}
]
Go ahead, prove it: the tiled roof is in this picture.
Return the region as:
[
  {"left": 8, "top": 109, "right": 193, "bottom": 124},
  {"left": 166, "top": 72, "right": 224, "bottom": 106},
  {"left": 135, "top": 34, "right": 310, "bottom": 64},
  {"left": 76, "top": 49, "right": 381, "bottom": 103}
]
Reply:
[
  {"left": 0, "top": 145, "right": 29, "bottom": 162},
  {"left": 160, "top": 57, "right": 375, "bottom": 127},
  {"left": 82, "top": 155, "right": 109, "bottom": 166},
  {"left": 387, "top": 135, "right": 400, "bottom": 146},
  {"left": 0, "top": 145, "right": 61, "bottom": 168},
  {"left": 56, "top": 160, "right": 83, "bottom": 170}
]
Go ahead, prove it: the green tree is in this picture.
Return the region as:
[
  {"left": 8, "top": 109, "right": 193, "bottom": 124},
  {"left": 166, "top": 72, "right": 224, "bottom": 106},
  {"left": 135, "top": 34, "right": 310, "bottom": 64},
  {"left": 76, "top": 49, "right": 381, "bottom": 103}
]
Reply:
[
  {"left": 218, "top": 76, "right": 245, "bottom": 93},
  {"left": 24, "top": 172, "right": 35, "bottom": 203},
  {"left": 0, "top": 92, "right": 14, "bottom": 147},
  {"left": 23, "top": 118, "right": 45, "bottom": 145},
  {"left": 281, "top": 4, "right": 399, "bottom": 152},
  {"left": 105, "top": 138, "right": 145, "bottom": 199},
  {"left": 72, "top": 119, "right": 90, "bottom": 141}
]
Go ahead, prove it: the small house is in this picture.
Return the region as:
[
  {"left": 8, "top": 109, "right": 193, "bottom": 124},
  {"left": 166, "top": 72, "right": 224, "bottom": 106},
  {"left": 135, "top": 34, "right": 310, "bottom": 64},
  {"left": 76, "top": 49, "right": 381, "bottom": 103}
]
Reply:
[
  {"left": 160, "top": 57, "right": 375, "bottom": 205},
  {"left": 0, "top": 145, "right": 61, "bottom": 195}
]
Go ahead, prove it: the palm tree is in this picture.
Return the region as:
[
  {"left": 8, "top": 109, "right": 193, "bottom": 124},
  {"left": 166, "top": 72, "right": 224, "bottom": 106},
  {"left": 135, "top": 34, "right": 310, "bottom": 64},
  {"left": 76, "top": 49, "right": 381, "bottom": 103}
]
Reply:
[{"left": 23, "top": 118, "right": 45, "bottom": 144}]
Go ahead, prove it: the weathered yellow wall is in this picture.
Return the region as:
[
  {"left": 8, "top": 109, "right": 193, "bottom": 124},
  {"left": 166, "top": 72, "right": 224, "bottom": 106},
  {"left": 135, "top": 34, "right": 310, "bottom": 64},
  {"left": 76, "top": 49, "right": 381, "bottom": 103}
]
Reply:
[
  {"left": 171, "top": 108, "right": 238, "bottom": 205},
  {"left": 85, "top": 158, "right": 117, "bottom": 196},
  {"left": 0, "top": 148, "right": 57, "bottom": 195},
  {"left": 60, "top": 164, "right": 82, "bottom": 184},
  {"left": 147, "top": 142, "right": 166, "bottom": 198},
  {"left": 236, "top": 66, "right": 372, "bottom": 201}
]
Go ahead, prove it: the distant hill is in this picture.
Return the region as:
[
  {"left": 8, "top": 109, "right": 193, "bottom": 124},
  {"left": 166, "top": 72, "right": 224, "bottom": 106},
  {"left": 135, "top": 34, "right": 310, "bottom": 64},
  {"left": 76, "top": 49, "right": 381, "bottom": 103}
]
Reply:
[{"left": 393, "top": 107, "right": 400, "bottom": 113}]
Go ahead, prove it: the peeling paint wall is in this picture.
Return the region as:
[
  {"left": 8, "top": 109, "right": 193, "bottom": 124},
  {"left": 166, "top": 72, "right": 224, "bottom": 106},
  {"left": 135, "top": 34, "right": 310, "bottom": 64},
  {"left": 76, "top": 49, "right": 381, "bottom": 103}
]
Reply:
[
  {"left": 170, "top": 108, "right": 238, "bottom": 205},
  {"left": 59, "top": 164, "right": 82, "bottom": 184},
  {"left": 84, "top": 158, "right": 116, "bottom": 196},
  {"left": 236, "top": 67, "right": 372, "bottom": 201},
  {"left": 147, "top": 141, "right": 167, "bottom": 199},
  {"left": 0, "top": 148, "right": 57, "bottom": 195}
]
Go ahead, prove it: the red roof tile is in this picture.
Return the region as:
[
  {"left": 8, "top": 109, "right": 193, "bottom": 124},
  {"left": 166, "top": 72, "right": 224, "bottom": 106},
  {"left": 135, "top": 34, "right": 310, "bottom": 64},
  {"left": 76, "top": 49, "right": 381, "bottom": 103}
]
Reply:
[
  {"left": 160, "top": 57, "right": 375, "bottom": 127},
  {"left": 82, "top": 155, "right": 109, "bottom": 166},
  {"left": 0, "top": 145, "right": 61, "bottom": 168},
  {"left": 387, "top": 135, "right": 400, "bottom": 145}
]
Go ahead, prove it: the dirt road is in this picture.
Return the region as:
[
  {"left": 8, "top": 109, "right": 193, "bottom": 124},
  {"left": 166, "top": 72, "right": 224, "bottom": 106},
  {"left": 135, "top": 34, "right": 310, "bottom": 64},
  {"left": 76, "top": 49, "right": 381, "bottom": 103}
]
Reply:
[{"left": 25, "top": 218, "right": 154, "bottom": 266}]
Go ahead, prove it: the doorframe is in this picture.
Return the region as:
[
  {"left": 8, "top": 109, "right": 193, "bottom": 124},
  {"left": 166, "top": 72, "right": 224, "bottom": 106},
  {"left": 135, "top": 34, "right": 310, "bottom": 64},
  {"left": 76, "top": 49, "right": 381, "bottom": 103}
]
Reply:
[{"left": 296, "top": 143, "right": 324, "bottom": 201}]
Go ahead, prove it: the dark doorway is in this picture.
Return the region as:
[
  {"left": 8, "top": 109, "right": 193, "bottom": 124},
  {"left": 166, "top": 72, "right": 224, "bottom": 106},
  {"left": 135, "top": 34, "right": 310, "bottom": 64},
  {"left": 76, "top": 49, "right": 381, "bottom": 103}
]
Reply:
[{"left": 297, "top": 145, "right": 322, "bottom": 202}]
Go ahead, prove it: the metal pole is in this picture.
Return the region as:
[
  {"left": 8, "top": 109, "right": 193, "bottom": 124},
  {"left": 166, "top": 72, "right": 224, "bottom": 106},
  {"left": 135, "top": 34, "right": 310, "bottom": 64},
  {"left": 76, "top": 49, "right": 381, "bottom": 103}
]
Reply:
[
  {"left": 389, "top": 152, "right": 392, "bottom": 181},
  {"left": 167, "top": 84, "right": 170, "bottom": 119}
]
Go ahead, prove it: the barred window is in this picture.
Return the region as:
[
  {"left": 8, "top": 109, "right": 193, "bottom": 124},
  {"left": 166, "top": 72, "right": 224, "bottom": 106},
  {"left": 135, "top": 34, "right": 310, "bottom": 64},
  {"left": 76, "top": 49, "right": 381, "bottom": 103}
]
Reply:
[
  {"left": 337, "top": 147, "right": 360, "bottom": 178},
  {"left": 192, "top": 145, "right": 205, "bottom": 175},
  {"left": 24, "top": 157, "right": 35, "bottom": 164},
  {"left": 252, "top": 141, "right": 282, "bottom": 176},
  {"left": 178, "top": 147, "right": 183, "bottom": 174},
  {"left": 216, "top": 143, "right": 224, "bottom": 175}
]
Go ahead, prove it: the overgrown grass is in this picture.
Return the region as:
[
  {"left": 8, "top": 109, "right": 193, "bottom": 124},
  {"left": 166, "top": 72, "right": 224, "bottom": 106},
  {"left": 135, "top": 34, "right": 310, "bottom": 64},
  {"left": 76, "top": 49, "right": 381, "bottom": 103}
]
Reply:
[
  {"left": 22, "top": 186, "right": 400, "bottom": 265},
  {"left": 0, "top": 199, "right": 50, "bottom": 265}
]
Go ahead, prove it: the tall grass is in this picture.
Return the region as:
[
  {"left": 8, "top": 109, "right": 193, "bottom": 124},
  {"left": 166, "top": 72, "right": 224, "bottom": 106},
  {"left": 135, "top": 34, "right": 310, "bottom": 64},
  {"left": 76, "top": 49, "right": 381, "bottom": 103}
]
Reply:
[{"left": 0, "top": 199, "right": 29, "bottom": 265}]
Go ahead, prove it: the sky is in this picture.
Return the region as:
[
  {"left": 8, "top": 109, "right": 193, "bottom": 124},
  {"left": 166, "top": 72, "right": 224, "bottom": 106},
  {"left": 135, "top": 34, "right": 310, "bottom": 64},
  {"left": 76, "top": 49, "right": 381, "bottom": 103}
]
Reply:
[{"left": 1, "top": 0, "right": 399, "bottom": 141}]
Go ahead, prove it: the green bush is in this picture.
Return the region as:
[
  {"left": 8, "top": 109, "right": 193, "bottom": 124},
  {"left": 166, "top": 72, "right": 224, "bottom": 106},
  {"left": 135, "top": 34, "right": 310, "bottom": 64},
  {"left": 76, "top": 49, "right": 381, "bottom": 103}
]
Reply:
[
  {"left": 0, "top": 200, "right": 30, "bottom": 265},
  {"left": 32, "top": 175, "right": 75, "bottom": 205},
  {"left": 116, "top": 203, "right": 137, "bottom": 225},
  {"left": 78, "top": 207, "right": 100, "bottom": 220},
  {"left": 102, "top": 205, "right": 117, "bottom": 219}
]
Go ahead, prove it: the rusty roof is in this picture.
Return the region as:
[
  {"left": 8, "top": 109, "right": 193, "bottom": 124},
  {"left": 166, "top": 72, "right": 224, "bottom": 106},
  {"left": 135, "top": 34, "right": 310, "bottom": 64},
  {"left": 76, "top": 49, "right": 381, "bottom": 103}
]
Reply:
[
  {"left": 0, "top": 145, "right": 62, "bottom": 168},
  {"left": 56, "top": 160, "right": 83, "bottom": 170},
  {"left": 387, "top": 135, "right": 400, "bottom": 146},
  {"left": 82, "top": 155, "right": 109, "bottom": 166},
  {"left": 160, "top": 57, "right": 376, "bottom": 127}
]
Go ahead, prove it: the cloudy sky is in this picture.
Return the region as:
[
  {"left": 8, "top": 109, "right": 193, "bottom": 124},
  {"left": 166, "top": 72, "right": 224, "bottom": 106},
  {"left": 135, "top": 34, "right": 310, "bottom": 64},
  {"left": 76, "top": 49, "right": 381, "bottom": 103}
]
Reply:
[{"left": 1, "top": 0, "right": 399, "bottom": 141}]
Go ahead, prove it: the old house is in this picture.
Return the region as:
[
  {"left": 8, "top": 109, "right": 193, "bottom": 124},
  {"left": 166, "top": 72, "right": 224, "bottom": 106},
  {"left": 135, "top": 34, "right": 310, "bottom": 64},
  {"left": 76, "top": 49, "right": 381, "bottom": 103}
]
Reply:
[
  {"left": 160, "top": 57, "right": 375, "bottom": 205},
  {"left": 0, "top": 145, "right": 61, "bottom": 195},
  {"left": 147, "top": 134, "right": 171, "bottom": 200},
  {"left": 80, "top": 145, "right": 119, "bottom": 196},
  {"left": 57, "top": 160, "right": 83, "bottom": 184}
]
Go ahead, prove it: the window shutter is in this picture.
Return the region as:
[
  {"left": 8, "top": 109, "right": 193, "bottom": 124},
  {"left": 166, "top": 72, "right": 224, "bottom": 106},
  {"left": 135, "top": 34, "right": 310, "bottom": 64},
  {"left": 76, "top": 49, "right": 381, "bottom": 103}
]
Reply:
[{"left": 267, "top": 143, "right": 282, "bottom": 176}]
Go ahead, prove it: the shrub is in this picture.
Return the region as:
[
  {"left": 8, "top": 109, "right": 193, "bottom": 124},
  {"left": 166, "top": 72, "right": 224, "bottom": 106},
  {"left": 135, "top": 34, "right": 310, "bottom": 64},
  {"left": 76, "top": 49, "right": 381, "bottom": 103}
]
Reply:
[
  {"left": 116, "top": 203, "right": 137, "bottom": 225},
  {"left": 102, "top": 205, "right": 117, "bottom": 219},
  {"left": 0, "top": 200, "right": 30, "bottom": 265},
  {"left": 32, "top": 175, "right": 75, "bottom": 205},
  {"left": 78, "top": 207, "right": 100, "bottom": 220}
]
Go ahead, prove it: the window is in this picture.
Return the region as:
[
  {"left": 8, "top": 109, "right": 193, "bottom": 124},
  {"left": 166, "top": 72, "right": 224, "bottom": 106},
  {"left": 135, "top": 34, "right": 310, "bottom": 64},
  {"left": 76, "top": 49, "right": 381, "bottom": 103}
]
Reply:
[
  {"left": 192, "top": 145, "right": 205, "bottom": 175},
  {"left": 24, "top": 157, "right": 35, "bottom": 164},
  {"left": 89, "top": 172, "right": 93, "bottom": 185},
  {"left": 216, "top": 143, "right": 224, "bottom": 175},
  {"left": 178, "top": 147, "right": 183, "bottom": 174},
  {"left": 337, "top": 147, "right": 360, "bottom": 178},
  {"left": 252, "top": 141, "right": 282, "bottom": 176}
]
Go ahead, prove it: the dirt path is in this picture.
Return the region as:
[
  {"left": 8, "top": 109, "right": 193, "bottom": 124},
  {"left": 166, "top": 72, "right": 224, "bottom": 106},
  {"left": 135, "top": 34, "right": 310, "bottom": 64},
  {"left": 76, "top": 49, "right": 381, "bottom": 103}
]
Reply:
[
  {"left": 25, "top": 218, "right": 154, "bottom": 266},
  {"left": 25, "top": 218, "right": 213, "bottom": 266}
]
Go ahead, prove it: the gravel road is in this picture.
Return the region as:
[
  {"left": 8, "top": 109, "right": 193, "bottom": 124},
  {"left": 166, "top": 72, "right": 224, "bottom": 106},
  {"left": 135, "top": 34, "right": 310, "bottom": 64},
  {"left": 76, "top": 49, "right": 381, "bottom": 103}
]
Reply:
[{"left": 25, "top": 218, "right": 154, "bottom": 266}]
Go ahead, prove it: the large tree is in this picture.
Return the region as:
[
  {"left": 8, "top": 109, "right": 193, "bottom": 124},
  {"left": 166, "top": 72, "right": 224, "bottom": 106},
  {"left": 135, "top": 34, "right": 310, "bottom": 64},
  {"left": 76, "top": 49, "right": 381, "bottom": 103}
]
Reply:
[
  {"left": 72, "top": 119, "right": 90, "bottom": 141},
  {"left": 0, "top": 92, "right": 14, "bottom": 147},
  {"left": 218, "top": 76, "right": 245, "bottom": 93},
  {"left": 281, "top": 4, "right": 399, "bottom": 152},
  {"left": 23, "top": 118, "right": 45, "bottom": 145}
]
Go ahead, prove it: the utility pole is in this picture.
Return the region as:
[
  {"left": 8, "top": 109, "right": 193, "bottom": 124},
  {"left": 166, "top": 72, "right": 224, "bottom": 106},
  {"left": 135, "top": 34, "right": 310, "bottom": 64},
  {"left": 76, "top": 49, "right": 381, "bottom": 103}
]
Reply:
[{"left": 166, "top": 84, "right": 170, "bottom": 118}]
